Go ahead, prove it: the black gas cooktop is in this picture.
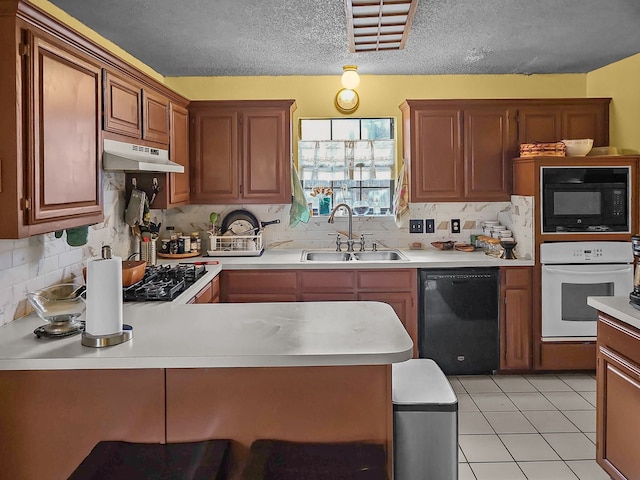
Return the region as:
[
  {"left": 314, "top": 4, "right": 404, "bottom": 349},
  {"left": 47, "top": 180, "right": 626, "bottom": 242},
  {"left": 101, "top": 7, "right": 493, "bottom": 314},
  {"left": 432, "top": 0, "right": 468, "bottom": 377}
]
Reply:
[{"left": 123, "top": 264, "right": 206, "bottom": 302}]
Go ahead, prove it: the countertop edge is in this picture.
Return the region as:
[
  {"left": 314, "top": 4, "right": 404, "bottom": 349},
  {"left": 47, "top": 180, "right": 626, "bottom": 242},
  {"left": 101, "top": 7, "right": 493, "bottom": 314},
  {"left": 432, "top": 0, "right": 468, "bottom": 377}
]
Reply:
[{"left": 588, "top": 296, "right": 640, "bottom": 331}]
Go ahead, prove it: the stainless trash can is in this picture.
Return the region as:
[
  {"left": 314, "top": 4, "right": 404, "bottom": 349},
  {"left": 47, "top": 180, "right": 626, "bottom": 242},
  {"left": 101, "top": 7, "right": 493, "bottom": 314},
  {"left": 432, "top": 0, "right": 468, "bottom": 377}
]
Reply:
[{"left": 392, "top": 359, "right": 458, "bottom": 480}]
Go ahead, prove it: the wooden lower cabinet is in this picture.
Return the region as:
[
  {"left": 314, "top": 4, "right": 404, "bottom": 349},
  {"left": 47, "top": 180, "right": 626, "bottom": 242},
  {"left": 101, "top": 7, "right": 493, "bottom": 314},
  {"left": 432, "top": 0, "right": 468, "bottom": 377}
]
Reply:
[
  {"left": 221, "top": 269, "right": 418, "bottom": 356},
  {"left": 0, "top": 365, "right": 392, "bottom": 480},
  {"left": 500, "top": 267, "right": 533, "bottom": 370},
  {"left": 0, "top": 369, "right": 165, "bottom": 479},
  {"left": 166, "top": 366, "right": 393, "bottom": 477},
  {"left": 187, "top": 275, "right": 220, "bottom": 304},
  {"left": 596, "top": 313, "right": 640, "bottom": 480}
]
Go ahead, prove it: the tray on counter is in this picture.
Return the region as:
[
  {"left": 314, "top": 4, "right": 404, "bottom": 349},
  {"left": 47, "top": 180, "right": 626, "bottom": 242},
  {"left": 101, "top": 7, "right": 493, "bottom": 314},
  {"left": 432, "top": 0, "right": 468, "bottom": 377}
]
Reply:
[{"left": 157, "top": 251, "right": 200, "bottom": 259}]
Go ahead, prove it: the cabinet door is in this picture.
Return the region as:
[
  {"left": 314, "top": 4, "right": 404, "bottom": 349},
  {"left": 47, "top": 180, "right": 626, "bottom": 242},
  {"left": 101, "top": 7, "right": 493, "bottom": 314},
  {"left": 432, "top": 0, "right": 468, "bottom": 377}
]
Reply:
[
  {"left": 562, "top": 105, "right": 609, "bottom": 147},
  {"left": 103, "top": 70, "right": 141, "bottom": 138},
  {"left": 300, "top": 270, "right": 356, "bottom": 293},
  {"left": 409, "top": 108, "right": 463, "bottom": 202},
  {"left": 142, "top": 88, "right": 169, "bottom": 145},
  {"left": 464, "top": 107, "right": 514, "bottom": 201},
  {"left": 500, "top": 267, "right": 532, "bottom": 370},
  {"left": 211, "top": 275, "right": 220, "bottom": 303},
  {"left": 220, "top": 270, "right": 298, "bottom": 302},
  {"left": 359, "top": 292, "right": 417, "bottom": 358},
  {"left": 169, "top": 103, "right": 190, "bottom": 205},
  {"left": 190, "top": 108, "right": 239, "bottom": 203},
  {"left": 517, "top": 107, "right": 562, "bottom": 144},
  {"left": 241, "top": 108, "right": 292, "bottom": 203},
  {"left": 194, "top": 281, "right": 213, "bottom": 304},
  {"left": 598, "top": 347, "right": 640, "bottom": 480},
  {"left": 28, "top": 33, "right": 103, "bottom": 228}
]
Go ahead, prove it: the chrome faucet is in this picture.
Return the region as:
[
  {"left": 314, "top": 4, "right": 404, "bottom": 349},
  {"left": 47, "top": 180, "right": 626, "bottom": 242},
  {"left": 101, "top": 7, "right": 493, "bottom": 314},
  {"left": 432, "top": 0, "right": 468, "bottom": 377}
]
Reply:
[{"left": 328, "top": 203, "right": 354, "bottom": 251}]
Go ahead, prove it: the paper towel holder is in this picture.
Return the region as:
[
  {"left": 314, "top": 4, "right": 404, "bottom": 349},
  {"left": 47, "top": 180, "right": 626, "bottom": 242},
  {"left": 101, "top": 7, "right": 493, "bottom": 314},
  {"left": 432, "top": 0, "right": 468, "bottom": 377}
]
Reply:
[
  {"left": 81, "top": 245, "right": 133, "bottom": 348},
  {"left": 82, "top": 324, "right": 133, "bottom": 348}
]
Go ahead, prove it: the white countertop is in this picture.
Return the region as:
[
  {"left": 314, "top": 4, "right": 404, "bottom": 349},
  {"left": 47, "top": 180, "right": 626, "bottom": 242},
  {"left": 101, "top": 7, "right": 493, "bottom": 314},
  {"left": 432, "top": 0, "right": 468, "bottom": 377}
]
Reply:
[
  {"left": 1, "top": 247, "right": 527, "bottom": 371},
  {"left": 201, "top": 247, "right": 533, "bottom": 270},
  {"left": 0, "top": 299, "right": 413, "bottom": 370},
  {"left": 588, "top": 296, "right": 640, "bottom": 331}
]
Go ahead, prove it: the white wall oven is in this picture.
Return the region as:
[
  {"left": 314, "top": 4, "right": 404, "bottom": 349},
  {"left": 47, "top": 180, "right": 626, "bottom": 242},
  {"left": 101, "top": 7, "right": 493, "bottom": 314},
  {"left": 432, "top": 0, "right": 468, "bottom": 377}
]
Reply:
[
  {"left": 541, "top": 241, "right": 633, "bottom": 340},
  {"left": 541, "top": 166, "right": 630, "bottom": 234}
]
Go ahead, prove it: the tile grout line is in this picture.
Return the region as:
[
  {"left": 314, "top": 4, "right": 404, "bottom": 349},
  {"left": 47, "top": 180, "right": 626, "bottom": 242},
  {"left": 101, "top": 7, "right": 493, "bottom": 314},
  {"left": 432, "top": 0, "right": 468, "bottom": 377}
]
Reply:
[{"left": 453, "top": 374, "right": 599, "bottom": 479}]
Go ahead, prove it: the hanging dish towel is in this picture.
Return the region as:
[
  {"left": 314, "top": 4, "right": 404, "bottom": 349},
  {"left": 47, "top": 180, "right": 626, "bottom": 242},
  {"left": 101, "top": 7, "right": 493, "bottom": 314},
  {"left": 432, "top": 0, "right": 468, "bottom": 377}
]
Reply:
[
  {"left": 394, "top": 162, "right": 409, "bottom": 227},
  {"left": 289, "top": 166, "right": 310, "bottom": 227}
]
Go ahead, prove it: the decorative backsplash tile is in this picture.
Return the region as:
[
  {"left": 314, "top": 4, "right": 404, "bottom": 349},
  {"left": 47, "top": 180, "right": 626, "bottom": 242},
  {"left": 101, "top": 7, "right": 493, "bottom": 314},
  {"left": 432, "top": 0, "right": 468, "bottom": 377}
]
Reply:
[
  {"left": 0, "top": 173, "right": 130, "bottom": 327},
  {"left": 0, "top": 182, "right": 534, "bottom": 327}
]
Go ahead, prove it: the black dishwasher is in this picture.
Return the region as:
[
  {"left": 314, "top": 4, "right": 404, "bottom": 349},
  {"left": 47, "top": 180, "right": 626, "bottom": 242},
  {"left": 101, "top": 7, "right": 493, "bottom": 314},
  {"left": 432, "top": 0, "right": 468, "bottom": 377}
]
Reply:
[{"left": 419, "top": 268, "right": 499, "bottom": 375}]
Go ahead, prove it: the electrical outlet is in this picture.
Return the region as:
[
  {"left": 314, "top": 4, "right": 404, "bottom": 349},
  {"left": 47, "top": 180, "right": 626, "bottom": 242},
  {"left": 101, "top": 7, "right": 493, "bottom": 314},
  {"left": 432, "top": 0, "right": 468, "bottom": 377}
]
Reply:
[
  {"left": 425, "top": 219, "right": 435, "bottom": 233},
  {"left": 409, "top": 219, "right": 424, "bottom": 233},
  {"left": 451, "top": 219, "right": 461, "bottom": 234}
]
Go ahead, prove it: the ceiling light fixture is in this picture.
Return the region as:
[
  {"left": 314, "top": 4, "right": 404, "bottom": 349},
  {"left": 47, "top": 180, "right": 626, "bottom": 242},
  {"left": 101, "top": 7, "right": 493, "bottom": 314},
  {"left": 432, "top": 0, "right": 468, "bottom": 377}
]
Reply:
[{"left": 344, "top": 0, "right": 419, "bottom": 52}]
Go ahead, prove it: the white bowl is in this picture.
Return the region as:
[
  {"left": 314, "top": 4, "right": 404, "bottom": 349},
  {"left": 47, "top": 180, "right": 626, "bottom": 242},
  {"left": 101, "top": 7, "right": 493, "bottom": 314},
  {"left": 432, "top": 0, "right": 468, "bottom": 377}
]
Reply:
[{"left": 562, "top": 139, "right": 593, "bottom": 156}]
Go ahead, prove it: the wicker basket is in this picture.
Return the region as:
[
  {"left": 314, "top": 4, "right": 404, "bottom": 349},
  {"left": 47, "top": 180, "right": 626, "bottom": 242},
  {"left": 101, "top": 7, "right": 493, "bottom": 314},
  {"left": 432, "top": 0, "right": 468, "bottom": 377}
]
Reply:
[{"left": 519, "top": 142, "right": 566, "bottom": 157}]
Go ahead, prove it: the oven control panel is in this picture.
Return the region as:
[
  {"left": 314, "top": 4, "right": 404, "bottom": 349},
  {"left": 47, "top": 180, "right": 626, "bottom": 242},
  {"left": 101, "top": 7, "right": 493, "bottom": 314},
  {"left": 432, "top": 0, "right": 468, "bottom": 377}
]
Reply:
[{"left": 540, "top": 241, "right": 633, "bottom": 264}]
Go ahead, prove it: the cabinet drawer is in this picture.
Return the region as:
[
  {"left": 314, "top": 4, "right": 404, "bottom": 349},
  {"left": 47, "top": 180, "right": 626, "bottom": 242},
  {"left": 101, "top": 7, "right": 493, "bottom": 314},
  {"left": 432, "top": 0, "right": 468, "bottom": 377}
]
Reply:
[
  {"left": 357, "top": 269, "right": 416, "bottom": 292},
  {"left": 221, "top": 270, "right": 298, "bottom": 294},
  {"left": 300, "top": 293, "right": 358, "bottom": 302},
  {"left": 598, "top": 314, "right": 640, "bottom": 366},
  {"left": 299, "top": 270, "right": 356, "bottom": 292},
  {"left": 502, "top": 267, "right": 531, "bottom": 288}
]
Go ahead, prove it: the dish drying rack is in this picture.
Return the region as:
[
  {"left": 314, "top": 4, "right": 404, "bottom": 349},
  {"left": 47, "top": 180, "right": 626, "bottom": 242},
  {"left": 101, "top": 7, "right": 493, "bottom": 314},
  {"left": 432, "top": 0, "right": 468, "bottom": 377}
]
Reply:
[{"left": 206, "top": 231, "right": 264, "bottom": 257}]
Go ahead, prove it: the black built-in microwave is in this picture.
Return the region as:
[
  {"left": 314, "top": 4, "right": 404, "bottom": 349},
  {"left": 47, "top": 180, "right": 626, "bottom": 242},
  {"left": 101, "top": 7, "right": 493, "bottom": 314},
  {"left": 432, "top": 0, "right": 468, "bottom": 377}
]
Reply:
[{"left": 541, "top": 166, "right": 630, "bottom": 233}]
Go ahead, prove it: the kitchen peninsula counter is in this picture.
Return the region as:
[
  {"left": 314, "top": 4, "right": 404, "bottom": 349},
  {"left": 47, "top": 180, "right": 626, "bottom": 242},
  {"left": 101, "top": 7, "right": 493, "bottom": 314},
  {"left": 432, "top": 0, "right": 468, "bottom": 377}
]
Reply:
[
  {"left": 0, "top": 299, "right": 412, "bottom": 370},
  {"left": 0, "top": 297, "right": 411, "bottom": 479}
]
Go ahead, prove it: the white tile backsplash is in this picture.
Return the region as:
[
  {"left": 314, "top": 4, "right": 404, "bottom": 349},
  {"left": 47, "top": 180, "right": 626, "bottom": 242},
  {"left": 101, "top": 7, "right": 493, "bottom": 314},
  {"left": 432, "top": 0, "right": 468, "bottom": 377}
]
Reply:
[
  {"left": 0, "top": 172, "right": 130, "bottom": 327},
  {"left": 0, "top": 183, "right": 535, "bottom": 327},
  {"left": 158, "top": 199, "right": 534, "bottom": 255}
]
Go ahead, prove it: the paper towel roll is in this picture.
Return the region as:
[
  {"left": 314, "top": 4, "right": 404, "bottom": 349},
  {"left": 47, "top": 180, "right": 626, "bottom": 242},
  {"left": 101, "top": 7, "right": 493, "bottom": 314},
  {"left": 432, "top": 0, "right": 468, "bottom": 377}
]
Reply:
[{"left": 86, "top": 254, "right": 123, "bottom": 336}]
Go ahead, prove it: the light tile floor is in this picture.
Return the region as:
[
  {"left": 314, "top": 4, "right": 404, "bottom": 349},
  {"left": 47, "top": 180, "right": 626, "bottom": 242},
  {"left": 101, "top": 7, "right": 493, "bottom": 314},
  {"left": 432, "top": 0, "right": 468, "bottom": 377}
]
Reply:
[{"left": 450, "top": 373, "right": 610, "bottom": 480}]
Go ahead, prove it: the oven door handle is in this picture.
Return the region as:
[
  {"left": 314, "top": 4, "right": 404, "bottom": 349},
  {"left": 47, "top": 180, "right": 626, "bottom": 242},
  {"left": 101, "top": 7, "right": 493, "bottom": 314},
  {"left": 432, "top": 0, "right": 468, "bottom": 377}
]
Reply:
[{"left": 543, "top": 265, "right": 632, "bottom": 275}]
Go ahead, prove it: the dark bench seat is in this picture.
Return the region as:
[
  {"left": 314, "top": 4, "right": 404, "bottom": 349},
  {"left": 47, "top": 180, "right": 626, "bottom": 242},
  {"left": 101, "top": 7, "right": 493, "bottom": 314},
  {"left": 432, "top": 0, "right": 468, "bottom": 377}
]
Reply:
[{"left": 68, "top": 439, "right": 230, "bottom": 480}]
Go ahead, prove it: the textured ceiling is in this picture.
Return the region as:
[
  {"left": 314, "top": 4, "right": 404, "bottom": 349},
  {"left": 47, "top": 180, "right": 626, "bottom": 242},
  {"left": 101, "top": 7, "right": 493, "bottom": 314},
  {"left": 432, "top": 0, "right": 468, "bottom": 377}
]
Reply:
[{"left": 48, "top": 0, "right": 640, "bottom": 77}]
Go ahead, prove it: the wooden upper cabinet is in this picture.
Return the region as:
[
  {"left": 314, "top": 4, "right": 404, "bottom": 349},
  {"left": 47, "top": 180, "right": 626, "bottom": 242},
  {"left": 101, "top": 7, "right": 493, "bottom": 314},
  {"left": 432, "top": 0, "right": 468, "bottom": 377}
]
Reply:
[
  {"left": 403, "top": 107, "right": 463, "bottom": 202},
  {"left": 516, "top": 107, "right": 561, "bottom": 144},
  {"left": 103, "top": 70, "right": 170, "bottom": 146},
  {"left": 401, "top": 98, "right": 610, "bottom": 202},
  {"left": 242, "top": 107, "right": 291, "bottom": 202},
  {"left": 142, "top": 89, "right": 169, "bottom": 145},
  {"left": 400, "top": 101, "right": 513, "bottom": 202},
  {"left": 189, "top": 100, "right": 296, "bottom": 204},
  {"left": 103, "top": 70, "right": 141, "bottom": 138},
  {"left": 169, "top": 103, "right": 190, "bottom": 205},
  {"left": 464, "top": 107, "right": 515, "bottom": 201},
  {"left": 190, "top": 107, "right": 240, "bottom": 203},
  {"left": 561, "top": 104, "right": 609, "bottom": 147},
  {"left": 517, "top": 99, "right": 610, "bottom": 147},
  {"left": 23, "top": 31, "right": 103, "bottom": 234}
]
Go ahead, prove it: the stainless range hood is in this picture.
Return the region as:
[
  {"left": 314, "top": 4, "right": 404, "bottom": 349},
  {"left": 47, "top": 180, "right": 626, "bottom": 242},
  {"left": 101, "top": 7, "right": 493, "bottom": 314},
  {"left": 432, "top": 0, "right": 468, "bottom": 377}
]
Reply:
[{"left": 102, "top": 139, "right": 184, "bottom": 173}]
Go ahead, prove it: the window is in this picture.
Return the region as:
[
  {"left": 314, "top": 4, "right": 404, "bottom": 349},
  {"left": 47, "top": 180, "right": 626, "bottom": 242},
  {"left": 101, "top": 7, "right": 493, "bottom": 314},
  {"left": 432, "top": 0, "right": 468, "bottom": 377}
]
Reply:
[{"left": 298, "top": 118, "right": 395, "bottom": 215}]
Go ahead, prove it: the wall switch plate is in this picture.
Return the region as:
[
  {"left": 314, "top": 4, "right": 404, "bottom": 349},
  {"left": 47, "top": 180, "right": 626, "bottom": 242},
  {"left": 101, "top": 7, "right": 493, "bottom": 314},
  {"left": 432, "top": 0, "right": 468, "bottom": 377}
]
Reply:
[
  {"left": 451, "top": 219, "right": 461, "bottom": 234},
  {"left": 409, "top": 219, "right": 424, "bottom": 233},
  {"left": 425, "top": 219, "right": 435, "bottom": 233}
]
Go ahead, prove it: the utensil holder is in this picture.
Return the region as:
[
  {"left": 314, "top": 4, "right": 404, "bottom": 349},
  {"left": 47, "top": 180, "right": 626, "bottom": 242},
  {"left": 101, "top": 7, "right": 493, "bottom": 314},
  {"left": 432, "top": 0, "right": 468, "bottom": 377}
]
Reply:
[{"left": 140, "top": 239, "right": 157, "bottom": 266}]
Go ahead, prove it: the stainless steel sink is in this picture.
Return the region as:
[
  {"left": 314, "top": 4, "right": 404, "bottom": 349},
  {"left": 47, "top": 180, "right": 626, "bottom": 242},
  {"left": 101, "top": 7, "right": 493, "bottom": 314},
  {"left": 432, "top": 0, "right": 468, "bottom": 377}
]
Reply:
[
  {"left": 302, "top": 251, "right": 352, "bottom": 262},
  {"left": 352, "top": 250, "right": 409, "bottom": 261},
  {"left": 301, "top": 249, "right": 409, "bottom": 262}
]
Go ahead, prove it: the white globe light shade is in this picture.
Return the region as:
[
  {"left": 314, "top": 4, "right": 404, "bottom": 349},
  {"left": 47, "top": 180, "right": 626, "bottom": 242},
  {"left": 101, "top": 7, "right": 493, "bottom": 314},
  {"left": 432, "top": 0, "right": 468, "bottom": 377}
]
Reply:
[{"left": 341, "top": 66, "right": 360, "bottom": 89}]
